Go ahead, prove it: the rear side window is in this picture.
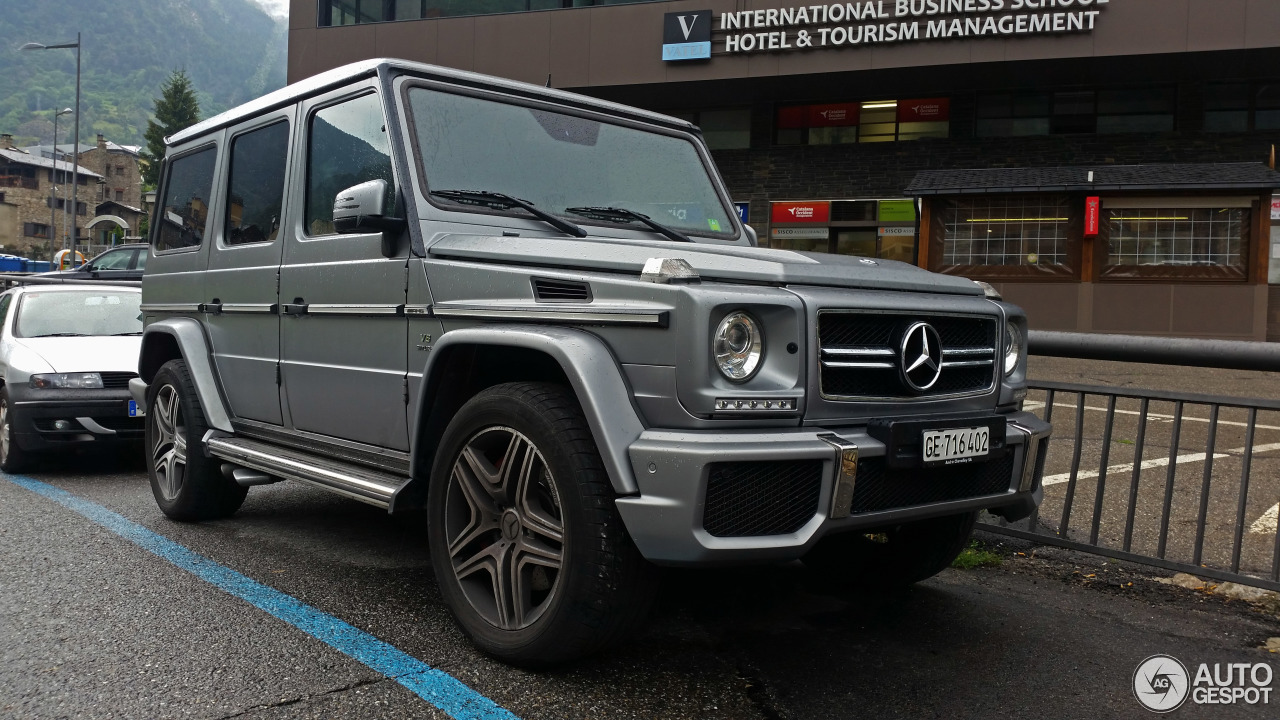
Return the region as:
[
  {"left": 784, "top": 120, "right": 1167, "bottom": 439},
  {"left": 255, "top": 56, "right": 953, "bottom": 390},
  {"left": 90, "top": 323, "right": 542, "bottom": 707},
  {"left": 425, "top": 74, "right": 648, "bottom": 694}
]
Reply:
[
  {"left": 226, "top": 121, "right": 290, "bottom": 245},
  {"left": 305, "top": 93, "right": 393, "bottom": 236},
  {"left": 155, "top": 147, "right": 217, "bottom": 251}
]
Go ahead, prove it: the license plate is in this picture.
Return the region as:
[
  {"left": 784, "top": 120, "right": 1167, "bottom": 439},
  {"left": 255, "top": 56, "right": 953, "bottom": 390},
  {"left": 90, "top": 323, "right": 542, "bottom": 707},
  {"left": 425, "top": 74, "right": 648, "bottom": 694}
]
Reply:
[
  {"left": 922, "top": 426, "right": 989, "bottom": 467},
  {"left": 128, "top": 400, "right": 146, "bottom": 418}
]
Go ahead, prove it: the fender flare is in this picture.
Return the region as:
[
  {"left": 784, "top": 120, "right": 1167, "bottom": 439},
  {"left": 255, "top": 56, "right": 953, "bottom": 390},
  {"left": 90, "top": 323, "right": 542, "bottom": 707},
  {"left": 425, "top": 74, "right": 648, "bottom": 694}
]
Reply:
[
  {"left": 407, "top": 325, "right": 645, "bottom": 499},
  {"left": 138, "top": 318, "right": 234, "bottom": 432}
]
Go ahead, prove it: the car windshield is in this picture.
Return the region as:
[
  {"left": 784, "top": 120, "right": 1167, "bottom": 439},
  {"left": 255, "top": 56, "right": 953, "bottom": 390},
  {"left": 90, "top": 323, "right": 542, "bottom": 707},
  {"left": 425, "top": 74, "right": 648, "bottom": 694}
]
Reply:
[
  {"left": 407, "top": 87, "right": 735, "bottom": 239},
  {"left": 88, "top": 249, "right": 132, "bottom": 271},
  {"left": 15, "top": 290, "right": 142, "bottom": 338}
]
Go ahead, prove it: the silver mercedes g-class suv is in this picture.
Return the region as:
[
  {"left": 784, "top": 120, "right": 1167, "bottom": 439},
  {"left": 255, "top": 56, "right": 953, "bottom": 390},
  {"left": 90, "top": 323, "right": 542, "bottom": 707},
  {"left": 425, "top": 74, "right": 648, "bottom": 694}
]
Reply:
[{"left": 133, "top": 59, "right": 1051, "bottom": 666}]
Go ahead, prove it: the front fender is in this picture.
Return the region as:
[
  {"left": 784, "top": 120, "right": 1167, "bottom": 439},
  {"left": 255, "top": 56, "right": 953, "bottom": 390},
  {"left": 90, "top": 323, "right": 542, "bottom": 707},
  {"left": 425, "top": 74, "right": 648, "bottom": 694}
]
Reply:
[
  {"left": 409, "top": 325, "right": 645, "bottom": 498},
  {"left": 138, "top": 317, "right": 233, "bottom": 432}
]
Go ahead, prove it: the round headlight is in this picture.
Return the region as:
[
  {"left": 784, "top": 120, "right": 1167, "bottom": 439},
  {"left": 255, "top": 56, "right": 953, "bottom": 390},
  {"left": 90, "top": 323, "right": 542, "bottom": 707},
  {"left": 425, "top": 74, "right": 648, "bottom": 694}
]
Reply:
[
  {"left": 713, "top": 311, "right": 763, "bottom": 382},
  {"left": 1004, "top": 321, "right": 1023, "bottom": 376}
]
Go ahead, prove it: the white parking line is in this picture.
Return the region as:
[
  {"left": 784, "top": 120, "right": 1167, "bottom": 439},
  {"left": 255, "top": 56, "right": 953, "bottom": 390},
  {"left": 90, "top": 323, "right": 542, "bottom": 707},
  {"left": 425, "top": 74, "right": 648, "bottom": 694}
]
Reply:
[
  {"left": 1251, "top": 504, "right": 1279, "bottom": 535},
  {"left": 1032, "top": 401, "right": 1280, "bottom": 432},
  {"left": 1042, "top": 442, "right": 1280, "bottom": 488}
]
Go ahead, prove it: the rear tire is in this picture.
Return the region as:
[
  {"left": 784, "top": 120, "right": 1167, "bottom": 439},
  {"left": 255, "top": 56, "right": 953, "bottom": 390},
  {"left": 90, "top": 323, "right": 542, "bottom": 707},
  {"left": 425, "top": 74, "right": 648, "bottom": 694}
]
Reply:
[
  {"left": 428, "top": 381, "right": 657, "bottom": 666},
  {"left": 145, "top": 359, "right": 246, "bottom": 520},
  {"left": 803, "top": 511, "right": 979, "bottom": 587},
  {"left": 0, "top": 388, "right": 33, "bottom": 473}
]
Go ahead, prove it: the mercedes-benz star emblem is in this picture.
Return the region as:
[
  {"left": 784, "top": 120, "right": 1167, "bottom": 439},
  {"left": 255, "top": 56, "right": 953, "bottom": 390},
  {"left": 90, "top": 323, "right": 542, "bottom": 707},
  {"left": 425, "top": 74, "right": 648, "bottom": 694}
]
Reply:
[{"left": 899, "top": 321, "right": 944, "bottom": 392}]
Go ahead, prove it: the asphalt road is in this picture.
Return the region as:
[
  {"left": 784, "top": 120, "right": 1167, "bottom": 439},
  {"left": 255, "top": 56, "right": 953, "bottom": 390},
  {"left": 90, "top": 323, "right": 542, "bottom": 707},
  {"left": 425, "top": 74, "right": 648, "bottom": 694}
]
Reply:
[{"left": 4, "top": 449, "right": 1280, "bottom": 719}]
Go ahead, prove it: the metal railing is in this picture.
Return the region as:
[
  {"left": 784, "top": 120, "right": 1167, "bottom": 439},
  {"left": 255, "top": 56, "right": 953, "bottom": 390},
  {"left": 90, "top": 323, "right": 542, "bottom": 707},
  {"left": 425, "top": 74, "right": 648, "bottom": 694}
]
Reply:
[
  {"left": 0, "top": 273, "right": 140, "bottom": 289},
  {"left": 980, "top": 331, "right": 1280, "bottom": 591}
]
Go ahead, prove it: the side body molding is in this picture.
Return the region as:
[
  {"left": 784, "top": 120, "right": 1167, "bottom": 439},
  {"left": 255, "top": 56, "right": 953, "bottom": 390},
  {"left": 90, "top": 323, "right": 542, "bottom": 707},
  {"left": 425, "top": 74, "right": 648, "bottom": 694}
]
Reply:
[
  {"left": 138, "top": 317, "right": 234, "bottom": 433},
  {"left": 407, "top": 325, "right": 645, "bottom": 499}
]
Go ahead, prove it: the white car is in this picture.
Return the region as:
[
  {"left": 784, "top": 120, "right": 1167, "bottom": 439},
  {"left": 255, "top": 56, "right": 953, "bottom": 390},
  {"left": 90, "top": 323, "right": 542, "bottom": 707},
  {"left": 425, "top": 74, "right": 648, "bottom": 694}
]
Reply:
[{"left": 0, "top": 284, "right": 143, "bottom": 471}]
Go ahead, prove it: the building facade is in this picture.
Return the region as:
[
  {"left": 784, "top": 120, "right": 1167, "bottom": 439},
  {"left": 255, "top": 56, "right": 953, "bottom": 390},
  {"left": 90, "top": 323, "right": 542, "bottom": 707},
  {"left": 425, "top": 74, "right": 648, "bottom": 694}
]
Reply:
[
  {"left": 287, "top": 0, "right": 1280, "bottom": 339},
  {"left": 0, "top": 134, "right": 102, "bottom": 259}
]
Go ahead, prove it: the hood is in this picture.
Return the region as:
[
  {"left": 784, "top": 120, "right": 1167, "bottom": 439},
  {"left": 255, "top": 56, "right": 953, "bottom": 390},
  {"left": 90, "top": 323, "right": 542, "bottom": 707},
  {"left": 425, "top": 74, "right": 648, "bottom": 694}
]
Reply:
[
  {"left": 427, "top": 234, "right": 983, "bottom": 296},
  {"left": 13, "top": 336, "right": 141, "bottom": 374}
]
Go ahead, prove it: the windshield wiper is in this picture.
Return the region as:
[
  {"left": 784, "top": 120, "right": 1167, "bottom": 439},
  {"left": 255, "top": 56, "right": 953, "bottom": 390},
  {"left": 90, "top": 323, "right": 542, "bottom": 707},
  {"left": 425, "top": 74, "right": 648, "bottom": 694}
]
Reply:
[
  {"left": 110, "top": 331, "right": 143, "bottom": 336},
  {"left": 430, "top": 190, "right": 586, "bottom": 238},
  {"left": 31, "top": 332, "right": 89, "bottom": 337},
  {"left": 564, "top": 206, "right": 692, "bottom": 243}
]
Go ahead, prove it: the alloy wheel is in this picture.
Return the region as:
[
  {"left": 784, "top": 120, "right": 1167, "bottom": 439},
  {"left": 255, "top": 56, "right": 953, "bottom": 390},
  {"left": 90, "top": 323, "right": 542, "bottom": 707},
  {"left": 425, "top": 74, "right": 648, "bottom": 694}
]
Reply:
[
  {"left": 151, "top": 384, "right": 187, "bottom": 501},
  {"left": 445, "top": 426, "right": 564, "bottom": 631}
]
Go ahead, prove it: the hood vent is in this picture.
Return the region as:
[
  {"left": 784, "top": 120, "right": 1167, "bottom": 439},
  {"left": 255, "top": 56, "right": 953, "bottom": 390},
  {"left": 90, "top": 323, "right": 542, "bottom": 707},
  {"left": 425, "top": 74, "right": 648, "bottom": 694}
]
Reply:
[{"left": 532, "top": 278, "right": 592, "bottom": 303}]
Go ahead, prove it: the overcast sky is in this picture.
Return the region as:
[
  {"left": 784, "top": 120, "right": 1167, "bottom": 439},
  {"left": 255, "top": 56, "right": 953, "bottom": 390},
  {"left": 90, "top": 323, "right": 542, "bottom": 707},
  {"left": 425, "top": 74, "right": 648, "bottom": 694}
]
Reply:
[{"left": 250, "top": 0, "right": 289, "bottom": 20}]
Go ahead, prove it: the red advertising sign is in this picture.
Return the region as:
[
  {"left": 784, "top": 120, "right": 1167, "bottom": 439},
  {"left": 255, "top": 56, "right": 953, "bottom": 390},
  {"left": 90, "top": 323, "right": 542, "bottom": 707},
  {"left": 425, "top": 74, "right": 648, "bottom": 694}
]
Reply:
[
  {"left": 776, "top": 105, "right": 808, "bottom": 129},
  {"left": 807, "top": 103, "right": 860, "bottom": 128},
  {"left": 1085, "top": 196, "right": 1100, "bottom": 237},
  {"left": 771, "top": 201, "right": 831, "bottom": 224},
  {"left": 897, "top": 98, "right": 951, "bottom": 123}
]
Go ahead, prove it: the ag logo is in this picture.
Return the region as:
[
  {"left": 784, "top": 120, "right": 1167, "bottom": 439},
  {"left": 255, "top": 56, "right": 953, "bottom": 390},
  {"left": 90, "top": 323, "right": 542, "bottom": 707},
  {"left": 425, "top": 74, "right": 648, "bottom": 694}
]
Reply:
[{"left": 1134, "top": 655, "right": 1190, "bottom": 713}]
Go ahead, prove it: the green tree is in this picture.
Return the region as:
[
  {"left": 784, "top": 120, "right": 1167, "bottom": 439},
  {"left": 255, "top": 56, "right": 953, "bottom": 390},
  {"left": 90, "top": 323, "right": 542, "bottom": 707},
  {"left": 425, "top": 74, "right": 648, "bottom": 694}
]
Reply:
[{"left": 142, "top": 70, "right": 201, "bottom": 186}]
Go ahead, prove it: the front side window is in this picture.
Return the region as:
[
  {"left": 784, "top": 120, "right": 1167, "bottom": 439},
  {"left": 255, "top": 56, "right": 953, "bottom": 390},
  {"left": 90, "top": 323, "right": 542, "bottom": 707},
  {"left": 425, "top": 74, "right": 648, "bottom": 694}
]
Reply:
[
  {"left": 931, "top": 195, "right": 1077, "bottom": 279},
  {"left": 1102, "top": 205, "right": 1250, "bottom": 280},
  {"left": 155, "top": 147, "right": 216, "bottom": 251},
  {"left": 227, "top": 121, "right": 290, "bottom": 245},
  {"left": 306, "top": 94, "right": 394, "bottom": 236},
  {"left": 87, "top": 249, "right": 133, "bottom": 271},
  {"left": 408, "top": 87, "right": 735, "bottom": 238},
  {"left": 15, "top": 290, "right": 142, "bottom": 338}
]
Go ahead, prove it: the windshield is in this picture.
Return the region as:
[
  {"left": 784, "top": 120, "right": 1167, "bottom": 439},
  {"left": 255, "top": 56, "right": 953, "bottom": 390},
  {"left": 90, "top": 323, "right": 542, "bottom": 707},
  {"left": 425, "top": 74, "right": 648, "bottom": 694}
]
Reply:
[
  {"left": 407, "top": 87, "right": 735, "bottom": 238},
  {"left": 15, "top": 290, "right": 142, "bottom": 338}
]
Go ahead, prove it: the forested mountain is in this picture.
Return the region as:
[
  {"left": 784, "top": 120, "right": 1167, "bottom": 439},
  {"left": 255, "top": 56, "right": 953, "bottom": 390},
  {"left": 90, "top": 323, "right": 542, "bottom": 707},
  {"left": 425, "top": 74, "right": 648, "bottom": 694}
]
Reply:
[{"left": 0, "top": 0, "right": 286, "bottom": 147}]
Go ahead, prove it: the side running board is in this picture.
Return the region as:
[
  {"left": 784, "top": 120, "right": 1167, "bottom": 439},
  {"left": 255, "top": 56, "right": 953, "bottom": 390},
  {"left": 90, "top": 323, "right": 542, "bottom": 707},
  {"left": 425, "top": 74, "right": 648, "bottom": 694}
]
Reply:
[{"left": 206, "top": 436, "right": 406, "bottom": 509}]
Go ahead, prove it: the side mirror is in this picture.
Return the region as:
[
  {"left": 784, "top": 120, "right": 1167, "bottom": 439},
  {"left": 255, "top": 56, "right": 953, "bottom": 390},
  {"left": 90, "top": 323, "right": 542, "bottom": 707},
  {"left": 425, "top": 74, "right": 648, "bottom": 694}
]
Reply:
[
  {"left": 742, "top": 224, "right": 758, "bottom": 247},
  {"left": 333, "top": 179, "right": 405, "bottom": 257}
]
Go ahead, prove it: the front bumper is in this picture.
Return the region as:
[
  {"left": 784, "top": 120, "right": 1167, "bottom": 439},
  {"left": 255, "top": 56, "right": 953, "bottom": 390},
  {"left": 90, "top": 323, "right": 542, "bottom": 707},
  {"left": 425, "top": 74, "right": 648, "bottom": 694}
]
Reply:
[
  {"left": 9, "top": 385, "right": 144, "bottom": 452},
  {"left": 615, "top": 410, "right": 1051, "bottom": 566}
]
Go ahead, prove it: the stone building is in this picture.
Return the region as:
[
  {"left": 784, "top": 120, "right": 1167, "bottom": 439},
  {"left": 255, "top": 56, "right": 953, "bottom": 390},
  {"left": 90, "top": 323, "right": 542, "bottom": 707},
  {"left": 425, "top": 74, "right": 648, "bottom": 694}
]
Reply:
[{"left": 0, "top": 133, "right": 103, "bottom": 259}]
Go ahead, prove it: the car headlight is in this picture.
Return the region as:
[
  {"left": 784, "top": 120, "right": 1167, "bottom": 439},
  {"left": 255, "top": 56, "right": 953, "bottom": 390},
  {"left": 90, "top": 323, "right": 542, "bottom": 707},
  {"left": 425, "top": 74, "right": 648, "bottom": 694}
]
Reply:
[
  {"left": 1003, "top": 322, "right": 1023, "bottom": 376},
  {"left": 29, "top": 372, "right": 104, "bottom": 389},
  {"left": 713, "top": 311, "right": 763, "bottom": 382}
]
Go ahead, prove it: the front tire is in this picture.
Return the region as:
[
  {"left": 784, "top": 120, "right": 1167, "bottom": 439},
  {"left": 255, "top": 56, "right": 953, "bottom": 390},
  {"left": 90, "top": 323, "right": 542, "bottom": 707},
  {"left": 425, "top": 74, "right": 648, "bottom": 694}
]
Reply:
[
  {"left": 0, "top": 388, "right": 33, "bottom": 473},
  {"left": 803, "top": 511, "right": 979, "bottom": 587},
  {"left": 428, "top": 382, "right": 656, "bottom": 666},
  {"left": 145, "top": 360, "right": 246, "bottom": 520}
]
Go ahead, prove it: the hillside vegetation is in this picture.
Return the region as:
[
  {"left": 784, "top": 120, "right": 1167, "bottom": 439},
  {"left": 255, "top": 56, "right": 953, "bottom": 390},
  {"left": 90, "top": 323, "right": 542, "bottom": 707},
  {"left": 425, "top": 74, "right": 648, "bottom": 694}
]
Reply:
[{"left": 0, "top": 0, "right": 285, "bottom": 147}]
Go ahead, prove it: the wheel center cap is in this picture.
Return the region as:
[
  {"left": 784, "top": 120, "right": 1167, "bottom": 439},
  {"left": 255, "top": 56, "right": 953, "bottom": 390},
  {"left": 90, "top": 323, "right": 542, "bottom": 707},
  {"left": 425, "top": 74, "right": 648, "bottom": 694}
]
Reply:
[{"left": 501, "top": 509, "right": 521, "bottom": 541}]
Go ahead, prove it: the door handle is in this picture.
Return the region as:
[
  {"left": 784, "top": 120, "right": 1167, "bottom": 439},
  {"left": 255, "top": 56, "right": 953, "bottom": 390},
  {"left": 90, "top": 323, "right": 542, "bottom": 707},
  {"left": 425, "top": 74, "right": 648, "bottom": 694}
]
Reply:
[{"left": 282, "top": 299, "right": 309, "bottom": 317}]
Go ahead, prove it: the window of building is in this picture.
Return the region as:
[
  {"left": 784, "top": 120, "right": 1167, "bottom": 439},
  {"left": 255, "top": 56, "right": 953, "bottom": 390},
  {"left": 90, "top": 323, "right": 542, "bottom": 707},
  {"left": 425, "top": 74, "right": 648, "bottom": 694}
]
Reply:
[
  {"left": 1206, "top": 81, "right": 1280, "bottom": 132},
  {"left": 226, "top": 121, "right": 290, "bottom": 245},
  {"left": 978, "top": 88, "right": 1172, "bottom": 136},
  {"left": 319, "top": 0, "right": 630, "bottom": 25},
  {"left": 1096, "top": 86, "right": 1175, "bottom": 133},
  {"left": 931, "top": 195, "right": 1077, "bottom": 279},
  {"left": 306, "top": 93, "right": 393, "bottom": 236},
  {"left": 22, "top": 222, "right": 50, "bottom": 239},
  {"left": 115, "top": 189, "right": 123, "bottom": 202},
  {"left": 668, "top": 108, "right": 751, "bottom": 150},
  {"left": 976, "top": 91, "right": 1051, "bottom": 136},
  {"left": 1101, "top": 201, "right": 1250, "bottom": 280},
  {"left": 775, "top": 99, "right": 949, "bottom": 145},
  {"left": 155, "top": 146, "right": 217, "bottom": 251}
]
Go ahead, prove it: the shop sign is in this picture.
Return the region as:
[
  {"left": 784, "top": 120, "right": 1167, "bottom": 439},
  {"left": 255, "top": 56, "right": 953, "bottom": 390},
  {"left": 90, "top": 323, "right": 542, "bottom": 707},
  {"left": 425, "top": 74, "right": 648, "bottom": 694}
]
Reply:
[
  {"left": 878, "top": 226, "right": 915, "bottom": 236},
  {"left": 689, "top": 1, "right": 1113, "bottom": 57},
  {"left": 897, "top": 98, "right": 950, "bottom": 123},
  {"left": 771, "top": 201, "right": 831, "bottom": 223},
  {"left": 734, "top": 202, "right": 750, "bottom": 222},
  {"left": 1271, "top": 196, "right": 1280, "bottom": 221},
  {"left": 878, "top": 199, "right": 916, "bottom": 222},
  {"left": 772, "top": 227, "right": 830, "bottom": 240},
  {"left": 808, "top": 103, "right": 861, "bottom": 127},
  {"left": 1085, "top": 196, "right": 1100, "bottom": 236},
  {"left": 662, "top": 10, "right": 712, "bottom": 61}
]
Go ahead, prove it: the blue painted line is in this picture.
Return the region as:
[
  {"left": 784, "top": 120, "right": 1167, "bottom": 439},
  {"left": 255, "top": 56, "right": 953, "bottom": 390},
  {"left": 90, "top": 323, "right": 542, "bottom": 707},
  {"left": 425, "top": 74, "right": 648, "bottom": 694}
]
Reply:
[{"left": 4, "top": 474, "right": 519, "bottom": 720}]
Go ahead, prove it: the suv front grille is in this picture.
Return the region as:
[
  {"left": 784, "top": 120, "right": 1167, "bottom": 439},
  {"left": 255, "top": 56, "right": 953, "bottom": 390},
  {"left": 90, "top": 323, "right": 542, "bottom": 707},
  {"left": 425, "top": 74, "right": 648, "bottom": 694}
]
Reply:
[
  {"left": 703, "top": 460, "right": 822, "bottom": 537},
  {"left": 850, "top": 452, "right": 1015, "bottom": 515},
  {"left": 818, "top": 312, "right": 997, "bottom": 400}
]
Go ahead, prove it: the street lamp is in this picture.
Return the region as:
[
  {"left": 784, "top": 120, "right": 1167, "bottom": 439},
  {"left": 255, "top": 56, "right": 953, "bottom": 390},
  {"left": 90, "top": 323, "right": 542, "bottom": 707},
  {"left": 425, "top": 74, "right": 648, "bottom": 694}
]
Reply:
[
  {"left": 50, "top": 107, "right": 71, "bottom": 262},
  {"left": 22, "top": 34, "right": 80, "bottom": 267}
]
